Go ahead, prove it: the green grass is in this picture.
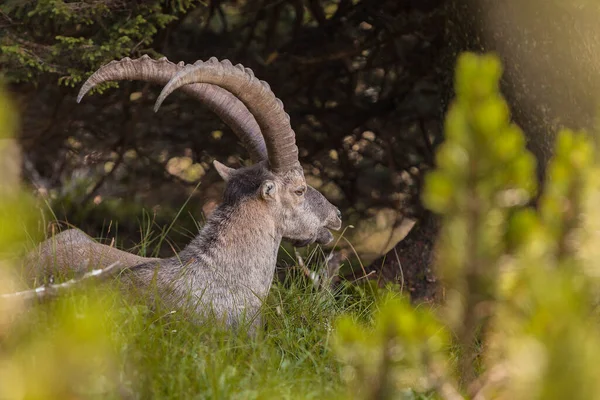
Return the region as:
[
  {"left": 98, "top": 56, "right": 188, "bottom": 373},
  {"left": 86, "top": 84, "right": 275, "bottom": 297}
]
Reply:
[
  {"left": 3, "top": 199, "right": 386, "bottom": 399},
  {"left": 1, "top": 195, "right": 421, "bottom": 399},
  {"left": 3, "top": 261, "right": 382, "bottom": 399},
  {"left": 119, "top": 281, "right": 363, "bottom": 399}
]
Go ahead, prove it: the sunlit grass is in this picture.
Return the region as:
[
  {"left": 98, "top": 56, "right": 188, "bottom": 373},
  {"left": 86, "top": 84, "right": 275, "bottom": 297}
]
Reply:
[
  {"left": 2, "top": 254, "right": 384, "bottom": 399},
  {"left": 0, "top": 72, "right": 387, "bottom": 398},
  {"left": 4, "top": 187, "right": 383, "bottom": 399}
]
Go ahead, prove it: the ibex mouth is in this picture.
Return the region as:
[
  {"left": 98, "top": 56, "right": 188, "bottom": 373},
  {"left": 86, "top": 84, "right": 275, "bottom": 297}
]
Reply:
[
  {"left": 328, "top": 219, "right": 342, "bottom": 231},
  {"left": 291, "top": 228, "right": 334, "bottom": 247},
  {"left": 328, "top": 208, "right": 342, "bottom": 231}
]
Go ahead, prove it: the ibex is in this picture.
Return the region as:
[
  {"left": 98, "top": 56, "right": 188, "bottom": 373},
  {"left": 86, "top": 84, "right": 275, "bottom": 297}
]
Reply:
[{"left": 16, "top": 55, "right": 342, "bottom": 330}]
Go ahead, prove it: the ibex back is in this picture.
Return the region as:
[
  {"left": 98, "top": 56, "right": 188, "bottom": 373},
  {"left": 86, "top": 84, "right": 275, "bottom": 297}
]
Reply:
[{"left": 22, "top": 56, "right": 342, "bottom": 331}]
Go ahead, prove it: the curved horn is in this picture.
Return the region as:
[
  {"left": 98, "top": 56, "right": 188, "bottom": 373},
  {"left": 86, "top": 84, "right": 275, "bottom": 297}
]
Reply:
[
  {"left": 155, "top": 58, "right": 300, "bottom": 173},
  {"left": 77, "top": 55, "right": 268, "bottom": 163}
]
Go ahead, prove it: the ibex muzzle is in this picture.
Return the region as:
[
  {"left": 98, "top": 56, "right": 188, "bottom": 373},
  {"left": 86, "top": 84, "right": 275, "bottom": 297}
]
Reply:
[{"left": 18, "top": 56, "right": 342, "bottom": 332}]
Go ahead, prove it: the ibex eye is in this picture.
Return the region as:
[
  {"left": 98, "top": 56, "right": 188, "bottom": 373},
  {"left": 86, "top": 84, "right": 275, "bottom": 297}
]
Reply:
[{"left": 295, "top": 187, "right": 306, "bottom": 196}]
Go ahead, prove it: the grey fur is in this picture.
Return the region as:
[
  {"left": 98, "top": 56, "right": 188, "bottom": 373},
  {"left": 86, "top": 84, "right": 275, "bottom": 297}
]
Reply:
[{"left": 122, "top": 163, "right": 340, "bottom": 330}]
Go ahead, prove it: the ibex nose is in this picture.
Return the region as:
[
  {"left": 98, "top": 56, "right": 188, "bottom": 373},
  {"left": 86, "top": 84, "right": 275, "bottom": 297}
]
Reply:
[{"left": 336, "top": 208, "right": 342, "bottom": 220}]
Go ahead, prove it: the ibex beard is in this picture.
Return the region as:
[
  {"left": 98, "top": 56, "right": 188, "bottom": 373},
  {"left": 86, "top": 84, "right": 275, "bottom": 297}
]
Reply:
[{"left": 18, "top": 56, "right": 342, "bottom": 334}]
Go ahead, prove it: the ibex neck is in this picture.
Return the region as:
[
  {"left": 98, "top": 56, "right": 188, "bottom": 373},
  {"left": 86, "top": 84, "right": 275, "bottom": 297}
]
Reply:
[{"left": 178, "top": 201, "right": 281, "bottom": 296}]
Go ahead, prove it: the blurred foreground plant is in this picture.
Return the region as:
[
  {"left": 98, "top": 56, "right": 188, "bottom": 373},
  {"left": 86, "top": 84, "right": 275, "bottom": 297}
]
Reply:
[
  {"left": 334, "top": 294, "right": 453, "bottom": 399},
  {"left": 0, "top": 84, "right": 126, "bottom": 399},
  {"left": 333, "top": 52, "right": 600, "bottom": 399}
]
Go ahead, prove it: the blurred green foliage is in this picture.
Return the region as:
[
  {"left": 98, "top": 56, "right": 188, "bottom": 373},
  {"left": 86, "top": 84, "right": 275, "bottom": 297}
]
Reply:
[
  {"left": 424, "top": 53, "right": 538, "bottom": 384},
  {"left": 332, "top": 52, "right": 600, "bottom": 399},
  {"left": 1, "top": 0, "right": 199, "bottom": 86},
  {"left": 0, "top": 83, "right": 127, "bottom": 399},
  {"left": 0, "top": 80, "right": 37, "bottom": 254},
  {"left": 334, "top": 294, "right": 449, "bottom": 398}
]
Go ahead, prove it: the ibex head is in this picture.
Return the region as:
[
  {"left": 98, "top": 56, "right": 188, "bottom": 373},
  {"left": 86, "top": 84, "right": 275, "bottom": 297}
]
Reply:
[
  {"left": 214, "top": 160, "right": 341, "bottom": 246},
  {"left": 78, "top": 56, "right": 341, "bottom": 246}
]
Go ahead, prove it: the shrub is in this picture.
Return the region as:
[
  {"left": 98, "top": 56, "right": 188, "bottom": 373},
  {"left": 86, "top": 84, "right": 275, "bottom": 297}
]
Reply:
[{"left": 333, "top": 52, "right": 600, "bottom": 399}]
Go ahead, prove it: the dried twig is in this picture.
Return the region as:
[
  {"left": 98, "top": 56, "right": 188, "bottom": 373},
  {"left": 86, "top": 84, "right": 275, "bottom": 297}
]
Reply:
[
  {"left": 1, "top": 261, "right": 123, "bottom": 306},
  {"left": 323, "top": 250, "right": 345, "bottom": 288},
  {"left": 393, "top": 247, "right": 405, "bottom": 293},
  {"left": 349, "top": 270, "right": 376, "bottom": 284},
  {"left": 295, "top": 250, "right": 344, "bottom": 290}
]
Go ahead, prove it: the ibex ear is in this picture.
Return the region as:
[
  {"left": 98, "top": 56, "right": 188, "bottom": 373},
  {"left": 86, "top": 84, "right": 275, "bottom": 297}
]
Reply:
[
  {"left": 213, "top": 160, "right": 235, "bottom": 181},
  {"left": 260, "top": 180, "right": 277, "bottom": 201}
]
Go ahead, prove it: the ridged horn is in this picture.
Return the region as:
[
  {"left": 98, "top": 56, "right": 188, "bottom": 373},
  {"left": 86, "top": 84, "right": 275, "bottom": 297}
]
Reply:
[
  {"left": 77, "top": 55, "right": 268, "bottom": 163},
  {"left": 154, "top": 58, "right": 300, "bottom": 173}
]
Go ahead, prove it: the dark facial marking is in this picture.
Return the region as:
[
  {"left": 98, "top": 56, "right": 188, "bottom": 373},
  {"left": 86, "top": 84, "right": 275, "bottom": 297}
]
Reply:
[{"left": 222, "top": 165, "right": 273, "bottom": 205}]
